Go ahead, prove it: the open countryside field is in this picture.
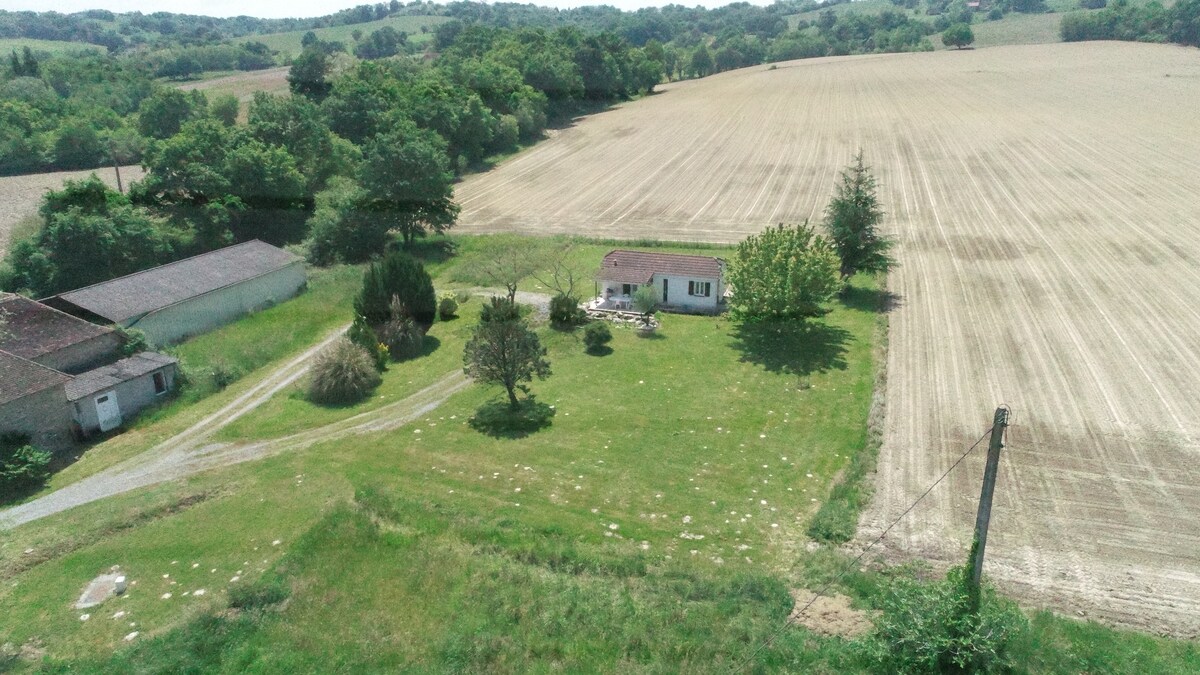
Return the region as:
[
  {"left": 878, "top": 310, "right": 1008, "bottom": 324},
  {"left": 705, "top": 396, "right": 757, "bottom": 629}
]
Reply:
[
  {"left": 176, "top": 66, "right": 291, "bottom": 106},
  {"left": 0, "top": 165, "right": 144, "bottom": 259},
  {"left": 241, "top": 14, "right": 451, "bottom": 58},
  {"left": 0, "top": 38, "right": 103, "bottom": 56},
  {"left": 456, "top": 41, "right": 1200, "bottom": 635}
]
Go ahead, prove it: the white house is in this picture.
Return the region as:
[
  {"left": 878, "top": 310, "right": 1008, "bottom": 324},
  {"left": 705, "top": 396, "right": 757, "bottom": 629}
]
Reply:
[
  {"left": 44, "top": 240, "right": 306, "bottom": 346},
  {"left": 590, "top": 250, "right": 725, "bottom": 314}
]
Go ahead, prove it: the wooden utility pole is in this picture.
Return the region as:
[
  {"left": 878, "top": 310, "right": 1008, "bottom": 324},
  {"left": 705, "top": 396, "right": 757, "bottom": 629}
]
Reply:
[
  {"left": 109, "top": 141, "right": 124, "bottom": 194},
  {"left": 968, "top": 406, "right": 1010, "bottom": 598}
]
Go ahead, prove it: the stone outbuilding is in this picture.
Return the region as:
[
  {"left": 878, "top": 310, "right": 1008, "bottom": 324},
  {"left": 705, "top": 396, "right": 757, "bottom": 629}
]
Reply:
[
  {"left": 0, "top": 293, "right": 122, "bottom": 375},
  {"left": 0, "top": 293, "right": 178, "bottom": 449},
  {"left": 0, "top": 350, "right": 74, "bottom": 452},
  {"left": 66, "top": 352, "right": 178, "bottom": 436},
  {"left": 44, "top": 240, "right": 306, "bottom": 346}
]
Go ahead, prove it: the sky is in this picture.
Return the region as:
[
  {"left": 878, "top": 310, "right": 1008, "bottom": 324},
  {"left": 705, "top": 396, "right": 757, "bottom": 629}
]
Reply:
[{"left": 2, "top": 0, "right": 767, "bottom": 19}]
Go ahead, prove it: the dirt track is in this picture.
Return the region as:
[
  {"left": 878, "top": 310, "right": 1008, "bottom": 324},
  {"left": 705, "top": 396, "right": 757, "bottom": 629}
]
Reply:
[{"left": 456, "top": 42, "right": 1200, "bottom": 635}]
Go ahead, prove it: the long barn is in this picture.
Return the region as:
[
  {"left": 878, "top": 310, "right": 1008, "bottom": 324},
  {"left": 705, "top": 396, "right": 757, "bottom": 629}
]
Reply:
[{"left": 44, "top": 240, "right": 306, "bottom": 346}]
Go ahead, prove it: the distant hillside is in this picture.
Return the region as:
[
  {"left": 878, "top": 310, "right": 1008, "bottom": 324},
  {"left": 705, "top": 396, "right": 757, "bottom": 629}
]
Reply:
[
  {"left": 0, "top": 37, "right": 103, "bottom": 56},
  {"left": 245, "top": 15, "right": 452, "bottom": 58}
]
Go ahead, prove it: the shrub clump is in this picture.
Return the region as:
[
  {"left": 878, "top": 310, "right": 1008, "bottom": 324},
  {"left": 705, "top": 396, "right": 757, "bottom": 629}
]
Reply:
[
  {"left": 354, "top": 251, "right": 437, "bottom": 328},
  {"left": 583, "top": 321, "right": 612, "bottom": 353},
  {"left": 0, "top": 433, "right": 52, "bottom": 500},
  {"left": 549, "top": 293, "right": 585, "bottom": 328},
  {"left": 438, "top": 294, "right": 459, "bottom": 320},
  {"left": 380, "top": 314, "right": 424, "bottom": 361},
  {"left": 308, "top": 338, "right": 382, "bottom": 404},
  {"left": 347, "top": 313, "right": 388, "bottom": 371},
  {"left": 861, "top": 564, "right": 1028, "bottom": 673}
]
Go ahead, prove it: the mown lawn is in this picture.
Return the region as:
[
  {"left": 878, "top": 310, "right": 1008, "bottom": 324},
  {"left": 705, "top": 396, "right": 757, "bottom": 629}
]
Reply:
[
  {"left": 5, "top": 240, "right": 1198, "bottom": 672},
  {"left": 0, "top": 266, "right": 879, "bottom": 669}
]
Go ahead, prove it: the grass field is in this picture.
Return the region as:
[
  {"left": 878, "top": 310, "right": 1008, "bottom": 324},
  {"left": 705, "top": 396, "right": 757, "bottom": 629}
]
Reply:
[
  {"left": 0, "top": 242, "right": 881, "bottom": 668},
  {"left": 0, "top": 38, "right": 103, "bottom": 56},
  {"left": 964, "top": 11, "right": 1072, "bottom": 47},
  {"left": 454, "top": 41, "right": 1200, "bottom": 637},
  {"left": 3, "top": 236, "right": 1199, "bottom": 670},
  {"left": 242, "top": 15, "right": 451, "bottom": 58},
  {"left": 175, "top": 66, "right": 292, "bottom": 110}
]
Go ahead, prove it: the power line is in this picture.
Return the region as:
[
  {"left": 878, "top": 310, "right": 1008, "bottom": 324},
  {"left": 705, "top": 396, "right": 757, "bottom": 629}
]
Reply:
[{"left": 730, "top": 424, "right": 997, "bottom": 673}]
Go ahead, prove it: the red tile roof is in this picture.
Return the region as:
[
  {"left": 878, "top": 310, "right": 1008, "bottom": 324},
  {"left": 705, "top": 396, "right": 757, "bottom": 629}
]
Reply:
[
  {"left": 597, "top": 250, "right": 723, "bottom": 284},
  {"left": 0, "top": 293, "right": 114, "bottom": 361}
]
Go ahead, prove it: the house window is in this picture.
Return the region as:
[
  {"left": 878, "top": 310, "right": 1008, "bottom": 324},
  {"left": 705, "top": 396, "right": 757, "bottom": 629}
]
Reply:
[
  {"left": 688, "top": 281, "right": 711, "bottom": 297},
  {"left": 153, "top": 371, "right": 167, "bottom": 395},
  {"left": 621, "top": 283, "right": 638, "bottom": 296}
]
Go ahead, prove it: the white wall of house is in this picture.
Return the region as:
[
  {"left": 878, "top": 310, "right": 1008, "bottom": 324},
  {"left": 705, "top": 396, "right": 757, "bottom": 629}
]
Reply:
[
  {"left": 128, "top": 263, "right": 306, "bottom": 345},
  {"left": 72, "top": 365, "right": 176, "bottom": 436},
  {"left": 652, "top": 273, "right": 721, "bottom": 313},
  {"left": 599, "top": 274, "right": 722, "bottom": 313}
]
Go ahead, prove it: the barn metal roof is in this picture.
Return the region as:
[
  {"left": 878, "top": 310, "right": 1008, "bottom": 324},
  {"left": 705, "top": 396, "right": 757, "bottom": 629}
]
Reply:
[
  {"left": 597, "top": 250, "right": 724, "bottom": 284},
  {"left": 65, "top": 351, "right": 177, "bottom": 402},
  {"left": 49, "top": 240, "right": 301, "bottom": 324},
  {"left": 0, "top": 293, "right": 114, "bottom": 361}
]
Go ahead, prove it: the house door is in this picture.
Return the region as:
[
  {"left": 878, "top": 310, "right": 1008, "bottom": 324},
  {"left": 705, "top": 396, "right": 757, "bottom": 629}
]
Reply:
[
  {"left": 662, "top": 278, "right": 668, "bottom": 303},
  {"left": 95, "top": 391, "right": 122, "bottom": 432}
]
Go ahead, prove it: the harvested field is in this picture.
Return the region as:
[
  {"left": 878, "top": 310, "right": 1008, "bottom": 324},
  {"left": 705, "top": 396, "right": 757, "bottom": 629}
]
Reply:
[
  {"left": 456, "top": 42, "right": 1200, "bottom": 635},
  {"left": 0, "top": 165, "right": 144, "bottom": 259},
  {"left": 177, "top": 66, "right": 291, "bottom": 104}
]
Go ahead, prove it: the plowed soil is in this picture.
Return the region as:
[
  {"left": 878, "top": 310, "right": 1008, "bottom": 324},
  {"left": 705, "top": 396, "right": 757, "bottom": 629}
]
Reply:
[{"left": 455, "top": 42, "right": 1200, "bottom": 635}]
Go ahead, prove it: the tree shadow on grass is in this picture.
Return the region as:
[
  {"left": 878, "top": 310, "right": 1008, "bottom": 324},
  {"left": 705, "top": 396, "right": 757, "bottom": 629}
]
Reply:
[
  {"left": 730, "top": 320, "right": 850, "bottom": 377},
  {"left": 469, "top": 396, "right": 556, "bottom": 439},
  {"left": 585, "top": 345, "right": 614, "bottom": 357},
  {"left": 839, "top": 285, "right": 903, "bottom": 314},
  {"left": 394, "top": 237, "right": 458, "bottom": 265}
]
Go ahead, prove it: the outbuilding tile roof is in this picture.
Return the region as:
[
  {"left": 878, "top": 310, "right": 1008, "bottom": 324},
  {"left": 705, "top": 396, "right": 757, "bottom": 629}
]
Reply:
[
  {"left": 0, "top": 350, "right": 69, "bottom": 406},
  {"left": 65, "top": 351, "right": 177, "bottom": 402},
  {"left": 597, "top": 250, "right": 724, "bottom": 284},
  {"left": 0, "top": 293, "right": 114, "bottom": 361},
  {"left": 50, "top": 240, "right": 301, "bottom": 324}
]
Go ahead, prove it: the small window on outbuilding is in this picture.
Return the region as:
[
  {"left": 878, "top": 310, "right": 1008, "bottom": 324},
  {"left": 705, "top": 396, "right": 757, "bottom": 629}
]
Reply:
[
  {"left": 153, "top": 371, "right": 167, "bottom": 395},
  {"left": 622, "top": 283, "right": 638, "bottom": 296},
  {"left": 688, "top": 281, "right": 711, "bottom": 297}
]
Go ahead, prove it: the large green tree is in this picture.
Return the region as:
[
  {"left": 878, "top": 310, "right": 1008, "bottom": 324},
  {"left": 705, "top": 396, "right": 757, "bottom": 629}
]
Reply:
[
  {"left": 357, "top": 122, "right": 460, "bottom": 247},
  {"left": 942, "top": 23, "right": 975, "bottom": 49},
  {"left": 726, "top": 222, "right": 841, "bottom": 321},
  {"left": 249, "top": 91, "right": 355, "bottom": 192},
  {"left": 288, "top": 46, "right": 333, "bottom": 101},
  {"left": 304, "top": 177, "right": 378, "bottom": 265},
  {"left": 10, "top": 204, "right": 173, "bottom": 295},
  {"left": 137, "top": 89, "right": 207, "bottom": 140},
  {"left": 824, "top": 152, "right": 895, "bottom": 280}
]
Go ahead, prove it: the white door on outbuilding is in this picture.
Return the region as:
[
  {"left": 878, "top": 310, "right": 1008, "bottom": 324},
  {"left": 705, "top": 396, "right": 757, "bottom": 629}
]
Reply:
[{"left": 95, "top": 391, "right": 122, "bottom": 432}]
